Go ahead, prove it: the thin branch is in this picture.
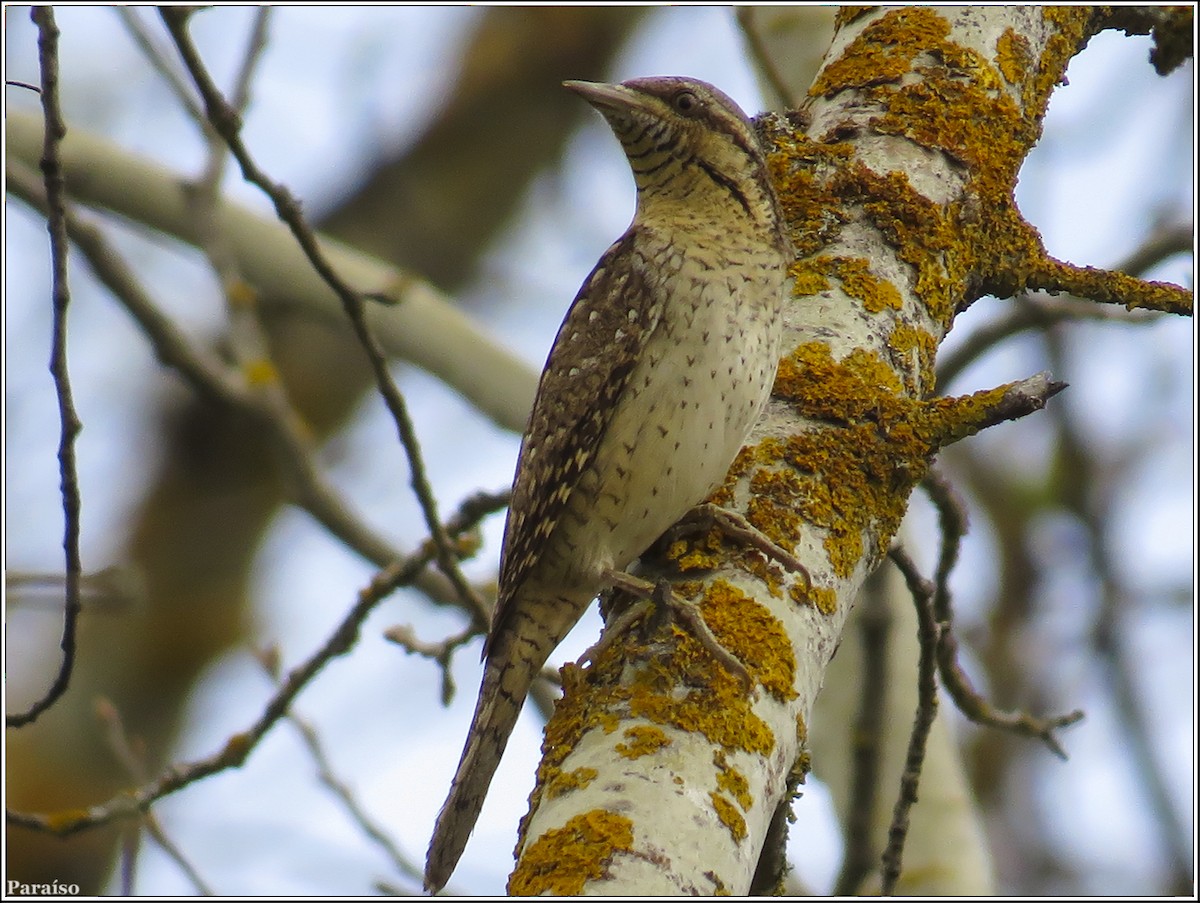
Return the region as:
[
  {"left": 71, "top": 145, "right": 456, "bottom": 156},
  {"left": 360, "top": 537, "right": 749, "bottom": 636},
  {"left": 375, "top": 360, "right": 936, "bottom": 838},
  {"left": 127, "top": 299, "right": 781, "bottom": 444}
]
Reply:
[
  {"left": 250, "top": 644, "right": 424, "bottom": 887},
  {"left": 286, "top": 706, "right": 425, "bottom": 888},
  {"left": 881, "top": 546, "right": 941, "bottom": 896},
  {"left": 228, "top": 8, "right": 271, "bottom": 115},
  {"left": 923, "top": 469, "right": 967, "bottom": 606},
  {"left": 922, "top": 471, "right": 1084, "bottom": 758},
  {"left": 158, "top": 9, "right": 489, "bottom": 626},
  {"left": 8, "top": 6, "right": 83, "bottom": 730},
  {"left": 6, "top": 107, "right": 541, "bottom": 433},
  {"left": 5, "top": 490, "right": 508, "bottom": 837},
  {"left": 113, "top": 7, "right": 205, "bottom": 124},
  {"left": 6, "top": 160, "right": 407, "bottom": 571}
]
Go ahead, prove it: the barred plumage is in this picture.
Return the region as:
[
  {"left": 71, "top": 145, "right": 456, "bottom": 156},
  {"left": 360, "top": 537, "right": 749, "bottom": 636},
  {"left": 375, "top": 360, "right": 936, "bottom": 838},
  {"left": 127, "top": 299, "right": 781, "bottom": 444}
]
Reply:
[{"left": 425, "top": 76, "right": 792, "bottom": 893}]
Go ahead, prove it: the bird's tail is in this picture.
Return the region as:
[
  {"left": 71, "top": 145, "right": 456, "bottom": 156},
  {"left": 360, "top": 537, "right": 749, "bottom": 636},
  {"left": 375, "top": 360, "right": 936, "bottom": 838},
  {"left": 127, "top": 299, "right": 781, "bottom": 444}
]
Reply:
[{"left": 424, "top": 624, "right": 552, "bottom": 892}]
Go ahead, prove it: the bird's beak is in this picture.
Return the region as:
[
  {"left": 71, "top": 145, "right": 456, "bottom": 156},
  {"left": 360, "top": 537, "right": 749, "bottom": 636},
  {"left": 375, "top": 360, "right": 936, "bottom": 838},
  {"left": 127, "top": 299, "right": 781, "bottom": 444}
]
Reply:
[{"left": 563, "top": 79, "right": 642, "bottom": 115}]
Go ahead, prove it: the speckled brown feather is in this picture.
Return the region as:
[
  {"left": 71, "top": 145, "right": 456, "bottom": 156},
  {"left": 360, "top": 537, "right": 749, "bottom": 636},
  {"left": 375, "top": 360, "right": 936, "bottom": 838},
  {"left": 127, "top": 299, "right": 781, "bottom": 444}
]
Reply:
[
  {"left": 488, "top": 227, "right": 661, "bottom": 655},
  {"left": 424, "top": 231, "right": 662, "bottom": 894}
]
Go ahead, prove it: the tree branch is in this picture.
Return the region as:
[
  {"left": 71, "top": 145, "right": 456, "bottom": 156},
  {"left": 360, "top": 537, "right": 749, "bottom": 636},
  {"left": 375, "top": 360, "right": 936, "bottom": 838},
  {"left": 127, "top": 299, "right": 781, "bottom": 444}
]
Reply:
[
  {"left": 5, "top": 109, "right": 539, "bottom": 433},
  {"left": 5, "top": 490, "right": 507, "bottom": 837},
  {"left": 7, "top": 6, "right": 83, "bottom": 730}
]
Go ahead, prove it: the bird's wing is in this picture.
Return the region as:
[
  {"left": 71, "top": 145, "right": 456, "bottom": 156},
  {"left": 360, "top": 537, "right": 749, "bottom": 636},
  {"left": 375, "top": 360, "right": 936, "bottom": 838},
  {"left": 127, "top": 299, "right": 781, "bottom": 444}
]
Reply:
[{"left": 487, "top": 228, "right": 661, "bottom": 652}]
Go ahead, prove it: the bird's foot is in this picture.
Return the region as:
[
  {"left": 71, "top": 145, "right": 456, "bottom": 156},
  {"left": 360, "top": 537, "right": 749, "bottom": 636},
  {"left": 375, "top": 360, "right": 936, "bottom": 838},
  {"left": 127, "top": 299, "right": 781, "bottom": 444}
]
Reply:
[
  {"left": 670, "top": 502, "right": 812, "bottom": 591},
  {"left": 585, "top": 569, "right": 751, "bottom": 688}
]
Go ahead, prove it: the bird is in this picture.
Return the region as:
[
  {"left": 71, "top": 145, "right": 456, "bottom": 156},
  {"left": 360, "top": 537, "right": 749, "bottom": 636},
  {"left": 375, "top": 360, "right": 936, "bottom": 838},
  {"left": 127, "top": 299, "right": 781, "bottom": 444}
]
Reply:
[{"left": 424, "top": 75, "right": 793, "bottom": 893}]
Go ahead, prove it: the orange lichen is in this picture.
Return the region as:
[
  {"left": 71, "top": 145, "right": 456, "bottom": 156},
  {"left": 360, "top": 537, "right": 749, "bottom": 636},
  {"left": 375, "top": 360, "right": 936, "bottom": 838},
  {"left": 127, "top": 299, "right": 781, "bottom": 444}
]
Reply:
[
  {"left": 710, "top": 792, "right": 748, "bottom": 843},
  {"left": 546, "top": 766, "right": 598, "bottom": 799},
  {"left": 996, "top": 28, "right": 1032, "bottom": 85},
  {"left": 700, "top": 580, "right": 797, "bottom": 703},
  {"left": 615, "top": 725, "right": 671, "bottom": 759},
  {"left": 713, "top": 751, "right": 754, "bottom": 812},
  {"left": 812, "top": 7, "right": 952, "bottom": 98},
  {"left": 509, "top": 810, "right": 635, "bottom": 896},
  {"left": 887, "top": 321, "right": 938, "bottom": 396},
  {"left": 769, "top": 342, "right": 1030, "bottom": 577}
]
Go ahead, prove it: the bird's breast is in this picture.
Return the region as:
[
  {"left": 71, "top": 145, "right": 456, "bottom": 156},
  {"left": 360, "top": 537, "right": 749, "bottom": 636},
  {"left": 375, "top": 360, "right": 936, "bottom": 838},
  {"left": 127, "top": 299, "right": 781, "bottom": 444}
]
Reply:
[{"left": 554, "top": 244, "right": 787, "bottom": 581}]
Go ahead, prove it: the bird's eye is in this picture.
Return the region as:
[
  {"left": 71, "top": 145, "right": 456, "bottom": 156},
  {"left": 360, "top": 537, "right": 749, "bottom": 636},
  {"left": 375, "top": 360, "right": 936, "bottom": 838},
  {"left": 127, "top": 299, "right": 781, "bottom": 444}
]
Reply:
[{"left": 672, "top": 90, "right": 699, "bottom": 114}]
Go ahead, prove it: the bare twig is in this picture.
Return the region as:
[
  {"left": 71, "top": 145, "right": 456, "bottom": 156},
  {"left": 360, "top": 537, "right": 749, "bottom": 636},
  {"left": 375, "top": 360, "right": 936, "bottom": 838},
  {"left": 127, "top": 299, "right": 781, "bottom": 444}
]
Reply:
[
  {"left": 8, "top": 6, "right": 83, "bottom": 730},
  {"left": 922, "top": 471, "right": 1084, "bottom": 758},
  {"left": 228, "top": 8, "right": 271, "bottom": 115},
  {"left": 384, "top": 622, "right": 479, "bottom": 707},
  {"left": 113, "top": 7, "right": 205, "bottom": 124},
  {"left": 5, "top": 490, "right": 507, "bottom": 837},
  {"left": 7, "top": 160, "right": 406, "bottom": 570},
  {"left": 158, "top": 9, "right": 488, "bottom": 626},
  {"left": 6, "top": 107, "right": 541, "bottom": 433},
  {"left": 882, "top": 546, "right": 941, "bottom": 896},
  {"left": 291, "top": 710, "right": 424, "bottom": 887},
  {"left": 249, "top": 645, "right": 424, "bottom": 887}
]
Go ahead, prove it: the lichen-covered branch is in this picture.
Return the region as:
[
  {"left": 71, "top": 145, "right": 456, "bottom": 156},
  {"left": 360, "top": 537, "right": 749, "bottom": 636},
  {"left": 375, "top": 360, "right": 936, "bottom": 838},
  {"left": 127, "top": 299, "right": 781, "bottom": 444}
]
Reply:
[
  {"left": 508, "top": 6, "right": 1189, "bottom": 895},
  {"left": 1097, "top": 5, "right": 1194, "bottom": 75}
]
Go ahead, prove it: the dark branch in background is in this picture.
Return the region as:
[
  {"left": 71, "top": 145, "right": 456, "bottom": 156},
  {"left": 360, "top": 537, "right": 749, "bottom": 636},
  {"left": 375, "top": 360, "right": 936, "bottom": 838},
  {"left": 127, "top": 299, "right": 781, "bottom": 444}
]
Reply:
[
  {"left": 938, "top": 295, "right": 1159, "bottom": 390},
  {"left": 4, "top": 489, "right": 509, "bottom": 837},
  {"left": 881, "top": 547, "right": 940, "bottom": 896},
  {"left": 158, "top": 8, "right": 489, "bottom": 626},
  {"left": 5, "top": 161, "right": 409, "bottom": 572},
  {"left": 833, "top": 568, "right": 893, "bottom": 896},
  {"left": 1040, "top": 329, "right": 1195, "bottom": 893},
  {"left": 922, "top": 472, "right": 1084, "bottom": 758},
  {"left": 8, "top": 7, "right": 83, "bottom": 730}
]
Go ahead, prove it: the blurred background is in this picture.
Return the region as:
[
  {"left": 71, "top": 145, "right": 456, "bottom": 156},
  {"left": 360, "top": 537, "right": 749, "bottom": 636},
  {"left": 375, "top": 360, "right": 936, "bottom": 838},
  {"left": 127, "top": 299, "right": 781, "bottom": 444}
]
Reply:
[{"left": 3, "top": 6, "right": 1193, "bottom": 896}]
